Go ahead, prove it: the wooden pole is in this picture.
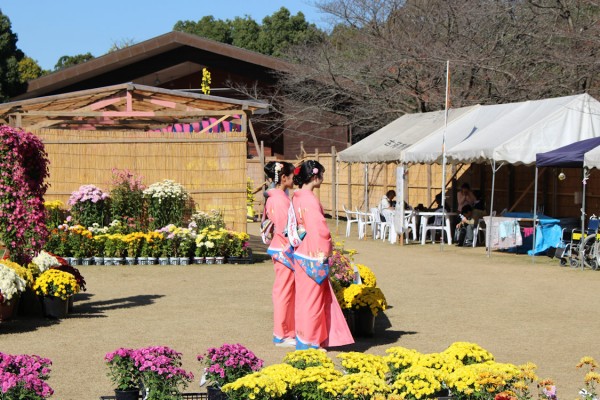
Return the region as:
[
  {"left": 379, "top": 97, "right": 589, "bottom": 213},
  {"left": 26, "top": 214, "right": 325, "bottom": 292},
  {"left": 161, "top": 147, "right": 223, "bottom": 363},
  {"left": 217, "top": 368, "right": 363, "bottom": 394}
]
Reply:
[{"left": 315, "top": 148, "right": 320, "bottom": 199}]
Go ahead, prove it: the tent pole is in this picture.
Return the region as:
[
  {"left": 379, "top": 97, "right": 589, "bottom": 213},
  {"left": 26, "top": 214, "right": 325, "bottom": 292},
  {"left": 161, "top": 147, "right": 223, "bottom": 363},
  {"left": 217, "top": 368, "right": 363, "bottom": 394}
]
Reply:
[
  {"left": 440, "top": 60, "right": 450, "bottom": 251},
  {"left": 581, "top": 168, "right": 588, "bottom": 271},
  {"left": 532, "top": 167, "right": 538, "bottom": 263},
  {"left": 487, "top": 160, "right": 504, "bottom": 258},
  {"left": 364, "top": 163, "right": 369, "bottom": 210}
]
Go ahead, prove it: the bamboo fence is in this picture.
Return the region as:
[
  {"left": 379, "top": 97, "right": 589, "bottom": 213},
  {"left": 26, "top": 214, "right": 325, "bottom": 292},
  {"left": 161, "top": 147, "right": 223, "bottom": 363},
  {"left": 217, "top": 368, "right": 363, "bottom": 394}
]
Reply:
[{"left": 35, "top": 128, "right": 248, "bottom": 231}]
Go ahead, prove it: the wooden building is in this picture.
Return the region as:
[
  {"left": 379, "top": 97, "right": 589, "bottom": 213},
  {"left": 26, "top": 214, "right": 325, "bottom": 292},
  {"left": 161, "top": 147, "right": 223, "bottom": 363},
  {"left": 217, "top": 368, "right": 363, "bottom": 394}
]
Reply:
[{"left": 13, "top": 31, "right": 349, "bottom": 159}]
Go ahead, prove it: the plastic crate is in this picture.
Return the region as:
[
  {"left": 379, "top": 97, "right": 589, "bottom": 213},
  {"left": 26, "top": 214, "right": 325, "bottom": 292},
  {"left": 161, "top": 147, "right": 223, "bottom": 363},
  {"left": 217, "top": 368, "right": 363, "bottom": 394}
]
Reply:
[{"left": 100, "top": 393, "right": 207, "bottom": 400}]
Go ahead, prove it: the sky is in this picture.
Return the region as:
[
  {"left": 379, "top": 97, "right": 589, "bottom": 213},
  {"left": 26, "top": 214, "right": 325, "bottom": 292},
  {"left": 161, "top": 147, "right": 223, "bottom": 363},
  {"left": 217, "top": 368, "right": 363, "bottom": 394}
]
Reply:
[{"left": 1, "top": 0, "right": 328, "bottom": 71}]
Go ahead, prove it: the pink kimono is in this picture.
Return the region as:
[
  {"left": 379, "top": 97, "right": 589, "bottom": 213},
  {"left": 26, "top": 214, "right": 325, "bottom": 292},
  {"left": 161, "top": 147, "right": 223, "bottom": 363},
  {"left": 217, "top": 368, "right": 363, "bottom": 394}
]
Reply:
[
  {"left": 292, "top": 189, "right": 354, "bottom": 349},
  {"left": 265, "top": 189, "right": 295, "bottom": 342}
]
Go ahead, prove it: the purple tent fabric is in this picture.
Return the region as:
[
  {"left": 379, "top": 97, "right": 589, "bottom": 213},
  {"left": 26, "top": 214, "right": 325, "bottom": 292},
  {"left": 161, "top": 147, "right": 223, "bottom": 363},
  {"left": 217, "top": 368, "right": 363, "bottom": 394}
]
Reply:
[{"left": 536, "top": 137, "right": 600, "bottom": 167}]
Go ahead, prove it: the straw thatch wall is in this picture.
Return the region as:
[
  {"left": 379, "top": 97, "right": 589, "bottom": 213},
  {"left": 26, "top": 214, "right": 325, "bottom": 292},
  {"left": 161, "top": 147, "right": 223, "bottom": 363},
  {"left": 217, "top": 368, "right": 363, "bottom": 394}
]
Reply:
[{"left": 35, "top": 128, "right": 248, "bottom": 231}]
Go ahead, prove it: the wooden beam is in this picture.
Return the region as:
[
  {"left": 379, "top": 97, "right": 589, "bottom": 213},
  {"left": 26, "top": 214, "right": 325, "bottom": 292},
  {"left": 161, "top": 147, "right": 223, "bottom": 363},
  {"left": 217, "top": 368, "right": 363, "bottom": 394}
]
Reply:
[
  {"left": 17, "top": 110, "right": 247, "bottom": 117},
  {"left": 508, "top": 167, "right": 546, "bottom": 213},
  {"left": 42, "top": 138, "right": 247, "bottom": 145},
  {"left": 199, "top": 114, "right": 228, "bottom": 134},
  {"left": 331, "top": 146, "right": 337, "bottom": 217}
]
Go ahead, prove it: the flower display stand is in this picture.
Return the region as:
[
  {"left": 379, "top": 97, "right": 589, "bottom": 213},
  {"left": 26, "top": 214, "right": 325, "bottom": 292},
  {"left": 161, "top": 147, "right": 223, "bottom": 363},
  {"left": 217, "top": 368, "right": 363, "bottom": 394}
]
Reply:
[
  {"left": 137, "top": 257, "right": 147, "bottom": 265},
  {"left": 215, "top": 256, "right": 225, "bottom": 264},
  {"left": 100, "top": 393, "right": 207, "bottom": 400},
  {"left": 42, "top": 296, "right": 68, "bottom": 319},
  {"left": 125, "top": 257, "right": 136, "bottom": 265},
  {"left": 193, "top": 257, "right": 205, "bottom": 264},
  {"left": 81, "top": 257, "right": 93, "bottom": 266},
  {"left": 68, "top": 296, "right": 74, "bottom": 313},
  {"left": 169, "top": 257, "right": 180, "bottom": 265},
  {"left": 93, "top": 256, "right": 104, "bottom": 265},
  {"left": 158, "top": 257, "right": 169, "bottom": 265},
  {"left": 205, "top": 257, "right": 215, "bottom": 265},
  {"left": 147, "top": 257, "right": 157, "bottom": 265}
]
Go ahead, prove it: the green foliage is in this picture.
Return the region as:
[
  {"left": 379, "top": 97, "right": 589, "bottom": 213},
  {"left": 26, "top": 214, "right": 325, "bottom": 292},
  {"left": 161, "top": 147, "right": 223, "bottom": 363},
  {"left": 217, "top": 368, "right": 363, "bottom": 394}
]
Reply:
[
  {"left": 54, "top": 52, "right": 94, "bottom": 71},
  {"left": 0, "top": 11, "right": 26, "bottom": 100},
  {"left": 17, "top": 56, "right": 44, "bottom": 83},
  {"left": 109, "top": 169, "right": 145, "bottom": 229},
  {"left": 173, "top": 7, "right": 323, "bottom": 57}
]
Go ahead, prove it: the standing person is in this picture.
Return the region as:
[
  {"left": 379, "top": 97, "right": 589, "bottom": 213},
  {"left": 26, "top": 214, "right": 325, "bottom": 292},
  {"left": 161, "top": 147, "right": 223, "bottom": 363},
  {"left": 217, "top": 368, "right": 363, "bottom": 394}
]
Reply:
[
  {"left": 291, "top": 160, "right": 354, "bottom": 350},
  {"left": 264, "top": 161, "right": 296, "bottom": 347}
]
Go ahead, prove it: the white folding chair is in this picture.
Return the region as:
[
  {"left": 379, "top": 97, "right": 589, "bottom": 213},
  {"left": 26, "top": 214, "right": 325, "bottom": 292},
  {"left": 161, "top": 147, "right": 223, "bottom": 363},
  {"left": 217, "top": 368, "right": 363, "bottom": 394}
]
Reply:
[
  {"left": 472, "top": 219, "right": 486, "bottom": 247},
  {"left": 404, "top": 210, "right": 418, "bottom": 243},
  {"left": 342, "top": 205, "right": 359, "bottom": 237},
  {"left": 370, "top": 207, "right": 384, "bottom": 239},
  {"left": 357, "top": 210, "right": 375, "bottom": 240},
  {"left": 381, "top": 209, "right": 397, "bottom": 244}
]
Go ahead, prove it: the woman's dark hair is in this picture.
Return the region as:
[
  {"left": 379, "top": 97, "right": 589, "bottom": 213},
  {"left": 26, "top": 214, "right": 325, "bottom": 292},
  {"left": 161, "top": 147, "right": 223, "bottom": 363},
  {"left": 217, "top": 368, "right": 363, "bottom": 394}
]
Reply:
[
  {"left": 293, "top": 160, "right": 325, "bottom": 187},
  {"left": 386, "top": 190, "right": 396, "bottom": 199},
  {"left": 264, "top": 161, "right": 295, "bottom": 185}
]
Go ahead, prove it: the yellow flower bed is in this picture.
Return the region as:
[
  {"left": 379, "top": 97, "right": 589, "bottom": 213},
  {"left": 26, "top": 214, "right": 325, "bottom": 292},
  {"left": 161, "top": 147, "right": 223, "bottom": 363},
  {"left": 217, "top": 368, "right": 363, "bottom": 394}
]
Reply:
[
  {"left": 218, "top": 345, "right": 597, "bottom": 400},
  {"left": 338, "top": 352, "right": 390, "bottom": 379},
  {"left": 283, "top": 348, "right": 335, "bottom": 369},
  {"left": 33, "top": 269, "right": 80, "bottom": 300}
]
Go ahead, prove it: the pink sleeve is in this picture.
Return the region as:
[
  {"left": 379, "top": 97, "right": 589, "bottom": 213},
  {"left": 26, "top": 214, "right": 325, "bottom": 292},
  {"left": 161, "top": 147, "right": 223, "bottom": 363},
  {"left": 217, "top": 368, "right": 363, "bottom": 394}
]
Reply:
[
  {"left": 266, "top": 195, "right": 290, "bottom": 247},
  {"left": 299, "top": 196, "right": 332, "bottom": 255}
]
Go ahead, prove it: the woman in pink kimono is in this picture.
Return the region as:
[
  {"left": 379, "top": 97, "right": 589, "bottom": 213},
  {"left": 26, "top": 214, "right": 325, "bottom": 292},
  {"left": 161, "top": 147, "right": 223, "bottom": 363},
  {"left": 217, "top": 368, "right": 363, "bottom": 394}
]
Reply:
[
  {"left": 291, "top": 160, "right": 354, "bottom": 350},
  {"left": 264, "top": 161, "right": 297, "bottom": 347}
]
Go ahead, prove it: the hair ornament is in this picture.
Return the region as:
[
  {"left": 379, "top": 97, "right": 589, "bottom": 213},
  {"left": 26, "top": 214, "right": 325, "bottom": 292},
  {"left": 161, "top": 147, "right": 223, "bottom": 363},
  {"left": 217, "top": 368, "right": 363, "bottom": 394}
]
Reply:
[
  {"left": 312, "top": 167, "right": 319, "bottom": 175},
  {"left": 274, "top": 162, "right": 282, "bottom": 183},
  {"left": 294, "top": 166, "right": 301, "bottom": 175}
]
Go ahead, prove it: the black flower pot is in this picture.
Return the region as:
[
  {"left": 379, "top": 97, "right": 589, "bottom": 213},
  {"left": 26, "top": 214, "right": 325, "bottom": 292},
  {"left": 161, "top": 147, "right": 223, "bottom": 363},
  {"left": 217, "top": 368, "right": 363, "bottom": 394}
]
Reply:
[
  {"left": 114, "top": 388, "right": 139, "bottom": 400},
  {"left": 207, "top": 385, "right": 227, "bottom": 400}
]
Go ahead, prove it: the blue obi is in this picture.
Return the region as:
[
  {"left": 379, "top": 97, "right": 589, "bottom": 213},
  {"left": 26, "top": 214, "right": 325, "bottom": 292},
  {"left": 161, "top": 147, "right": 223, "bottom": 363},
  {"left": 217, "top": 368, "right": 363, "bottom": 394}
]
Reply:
[
  {"left": 267, "top": 245, "right": 294, "bottom": 271},
  {"left": 293, "top": 254, "right": 329, "bottom": 284}
]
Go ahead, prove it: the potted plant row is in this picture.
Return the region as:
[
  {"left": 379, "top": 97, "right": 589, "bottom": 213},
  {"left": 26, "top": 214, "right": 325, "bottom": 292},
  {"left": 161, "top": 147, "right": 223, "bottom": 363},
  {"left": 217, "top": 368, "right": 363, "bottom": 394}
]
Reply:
[{"left": 44, "top": 222, "right": 253, "bottom": 266}]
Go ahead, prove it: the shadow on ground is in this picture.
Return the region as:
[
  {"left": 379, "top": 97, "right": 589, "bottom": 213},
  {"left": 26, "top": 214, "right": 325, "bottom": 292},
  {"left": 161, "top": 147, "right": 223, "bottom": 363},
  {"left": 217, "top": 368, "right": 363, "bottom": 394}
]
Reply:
[
  {"left": 70, "top": 293, "right": 165, "bottom": 317},
  {"left": 0, "top": 293, "right": 164, "bottom": 333}
]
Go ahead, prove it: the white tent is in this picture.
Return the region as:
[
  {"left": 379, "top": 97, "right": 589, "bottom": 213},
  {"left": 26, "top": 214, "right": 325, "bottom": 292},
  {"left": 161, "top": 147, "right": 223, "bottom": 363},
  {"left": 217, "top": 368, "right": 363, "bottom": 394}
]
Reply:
[
  {"left": 584, "top": 144, "right": 600, "bottom": 169},
  {"left": 337, "top": 106, "right": 478, "bottom": 163},
  {"left": 446, "top": 94, "right": 600, "bottom": 165},
  {"left": 402, "top": 102, "right": 523, "bottom": 164}
]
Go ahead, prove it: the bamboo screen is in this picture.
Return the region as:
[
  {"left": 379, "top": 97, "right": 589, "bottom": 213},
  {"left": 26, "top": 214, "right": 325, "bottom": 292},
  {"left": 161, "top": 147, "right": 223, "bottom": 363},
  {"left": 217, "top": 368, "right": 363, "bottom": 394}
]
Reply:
[{"left": 34, "top": 128, "right": 248, "bottom": 231}]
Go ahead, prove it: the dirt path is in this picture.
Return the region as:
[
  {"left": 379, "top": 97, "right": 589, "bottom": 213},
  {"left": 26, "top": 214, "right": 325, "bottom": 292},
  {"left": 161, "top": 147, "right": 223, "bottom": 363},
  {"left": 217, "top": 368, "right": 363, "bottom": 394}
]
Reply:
[{"left": 2, "top": 221, "right": 599, "bottom": 399}]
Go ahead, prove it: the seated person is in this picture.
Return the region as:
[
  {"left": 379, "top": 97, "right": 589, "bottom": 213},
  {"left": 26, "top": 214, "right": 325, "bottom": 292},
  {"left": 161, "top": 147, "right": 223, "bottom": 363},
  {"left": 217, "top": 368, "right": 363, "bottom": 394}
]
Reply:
[
  {"left": 379, "top": 190, "right": 396, "bottom": 221},
  {"left": 472, "top": 190, "right": 487, "bottom": 224},
  {"left": 455, "top": 205, "right": 475, "bottom": 247},
  {"left": 457, "top": 183, "right": 476, "bottom": 212}
]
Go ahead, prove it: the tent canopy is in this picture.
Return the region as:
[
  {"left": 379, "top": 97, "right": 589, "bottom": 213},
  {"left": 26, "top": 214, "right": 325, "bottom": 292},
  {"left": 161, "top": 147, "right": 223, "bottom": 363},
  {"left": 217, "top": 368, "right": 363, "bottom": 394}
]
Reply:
[
  {"left": 402, "top": 102, "right": 520, "bottom": 164},
  {"left": 337, "top": 106, "right": 477, "bottom": 163},
  {"left": 536, "top": 136, "right": 600, "bottom": 167},
  {"left": 447, "top": 94, "right": 600, "bottom": 165}
]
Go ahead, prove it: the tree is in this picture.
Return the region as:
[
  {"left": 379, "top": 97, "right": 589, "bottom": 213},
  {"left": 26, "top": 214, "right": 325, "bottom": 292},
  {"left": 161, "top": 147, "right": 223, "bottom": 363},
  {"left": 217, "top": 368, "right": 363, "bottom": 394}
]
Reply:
[
  {"left": 269, "top": 0, "right": 600, "bottom": 141},
  {"left": 174, "top": 16, "right": 232, "bottom": 43},
  {"left": 0, "top": 10, "right": 25, "bottom": 101},
  {"left": 18, "top": 56, "right": 44, "bottom": 82},
  {"left": 107, "top": 38, "right": 137, "bottom": 53},
  {"left": 173, "top": 8, "right": 324, "bottom": 56},
  {"left": 54, "top": 52, "right": 94, "bottom": 71}
]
